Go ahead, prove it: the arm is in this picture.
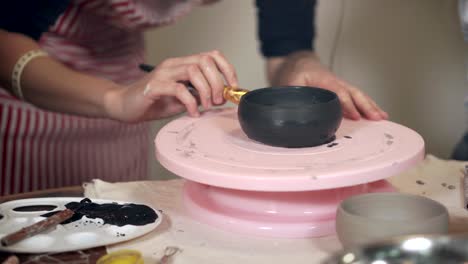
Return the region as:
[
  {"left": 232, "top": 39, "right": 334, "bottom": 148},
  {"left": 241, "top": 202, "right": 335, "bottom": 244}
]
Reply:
[
  {"left": 0, "top": 1, "right": 114, "bottom": 117},
  {"left": 0, "top": 3, "right": 238, "bottom": 121},
  {"left": 0, "top": 30, "right": 117, "bottom": 118},
  {"left": 0, "top": 31, "right": 238, "bottom": 121},
  {"left": 255, "top": 0, "right": 387, "bottom": 120}
]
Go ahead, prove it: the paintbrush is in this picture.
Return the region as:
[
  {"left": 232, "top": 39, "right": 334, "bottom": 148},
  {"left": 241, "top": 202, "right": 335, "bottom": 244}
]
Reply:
[
  {"left": 138, "top": 63, "right": 248, "bottom": 104},
  {"left": 1, "top": 198, "right": 91, "bottom": 247},
  {"left": 1, "top": 208, "right": 74, "bottom": 247}
]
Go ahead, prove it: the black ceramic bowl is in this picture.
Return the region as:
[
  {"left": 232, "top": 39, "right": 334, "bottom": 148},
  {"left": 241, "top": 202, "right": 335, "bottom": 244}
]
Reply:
[{"left": 238, "top": 86, "right": 342, "bottom": 148}]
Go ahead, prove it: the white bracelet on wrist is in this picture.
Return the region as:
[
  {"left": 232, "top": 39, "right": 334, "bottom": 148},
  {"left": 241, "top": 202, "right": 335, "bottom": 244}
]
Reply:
[{"left": 11, "top": 50, "right": 48, "bottom": 100}]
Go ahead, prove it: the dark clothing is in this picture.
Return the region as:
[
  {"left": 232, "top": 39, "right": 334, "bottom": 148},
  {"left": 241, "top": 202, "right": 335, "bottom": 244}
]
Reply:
[
  {"left": 255, "top": 0, "right": 316, "bottom": 57},
  {"left": 452, "top": 132, "right": 468, "bottom": 160},
  {"left": 0, "top": 1, "right": 70, "bottom": 40},
  {"left": 0, "top": 1, "right": 316, "bottom": 57}
]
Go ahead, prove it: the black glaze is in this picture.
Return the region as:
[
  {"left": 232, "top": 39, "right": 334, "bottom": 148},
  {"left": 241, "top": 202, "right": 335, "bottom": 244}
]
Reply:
[
  {"left": 344, "top": 136, "right": 352, "bottom": 139},
  {"left": 327, "top": 142, "right": 339, "bottom": 148},
  {"left": 0, "top": 214, "right": 3, "bottom": 220},
  {"left": 13, "top": 205, "right": 57, "bottom": 212},
  {"left": 238, "top": 86, "right": 342, "bottom": 148},
  {"left": 42, "top": 198, "right": 157, "bottom": 227}
]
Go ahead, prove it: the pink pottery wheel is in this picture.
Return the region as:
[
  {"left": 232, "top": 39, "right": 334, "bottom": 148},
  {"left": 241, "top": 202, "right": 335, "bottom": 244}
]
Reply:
[{"left": 155, "top": 108, "right": 424, "bottom": 237}]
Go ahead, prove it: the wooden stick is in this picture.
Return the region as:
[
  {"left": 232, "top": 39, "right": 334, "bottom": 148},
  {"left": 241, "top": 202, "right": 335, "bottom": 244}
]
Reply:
[{"left": 1, "top": 208, "right": 74, "bottom": 247}]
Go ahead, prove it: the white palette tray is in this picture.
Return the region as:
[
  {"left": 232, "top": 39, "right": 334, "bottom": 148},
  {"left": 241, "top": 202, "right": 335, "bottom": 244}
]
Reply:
[{"left": 0, "top": 197, "right": 162, "bottom": 253}]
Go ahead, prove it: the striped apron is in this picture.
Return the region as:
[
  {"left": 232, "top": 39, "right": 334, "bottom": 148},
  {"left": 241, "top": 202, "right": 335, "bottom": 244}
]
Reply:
[{"left": 0, "top": 0, "right": 207, "bottom": 195}]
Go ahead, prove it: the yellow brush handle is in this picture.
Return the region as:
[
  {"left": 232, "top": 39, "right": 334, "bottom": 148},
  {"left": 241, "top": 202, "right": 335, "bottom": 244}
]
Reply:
[{"left": 223, "top": 86, "right": 249, "bottom": 105}]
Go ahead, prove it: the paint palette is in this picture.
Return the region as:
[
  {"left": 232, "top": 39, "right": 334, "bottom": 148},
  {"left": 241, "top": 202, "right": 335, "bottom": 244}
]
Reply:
[
  {"left": 155, "top": 108, "right": 425, "bottom": 237},
  {"left": 0, "top": 198, "right": 162, "bottom": 253}
]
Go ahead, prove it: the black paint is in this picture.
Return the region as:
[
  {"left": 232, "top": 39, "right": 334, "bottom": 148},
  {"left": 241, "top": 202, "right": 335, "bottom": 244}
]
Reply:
[
  {"left": 327, "top": 142, "right": 339, "bottom": 148},
  {"left": 13, "top": 205, "right": 57, "bottom": 212},
  {"left": 238, "top": 86, "right": 342, "bottom": 148},
  {"left": 116, "top": 232, "right": 126, "bottom": 237},
  {"left": 42, "top": 198, "right": 157, "bottom": 227},
  {"left": 416, "top": 180, "right": 425, "bottom": 185},
  {"left": 0, "top": 214, "right": 3, "bottom": 220},
  {"left": 344, "top": 136, "right": 352, "bottom": 139}
]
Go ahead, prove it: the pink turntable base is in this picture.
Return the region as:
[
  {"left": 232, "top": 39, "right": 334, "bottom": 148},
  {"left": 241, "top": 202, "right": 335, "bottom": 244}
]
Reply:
[{"left": 155, "top": 108, "right": 425, "bottom": 238}]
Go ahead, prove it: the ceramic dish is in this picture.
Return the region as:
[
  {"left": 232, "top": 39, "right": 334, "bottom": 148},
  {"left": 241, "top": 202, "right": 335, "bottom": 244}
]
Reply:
[
  {"left": 238, "top": 86, "right": 342, "bottom": 148},
  {"left": 336, "top": 193, "right": 449, "bottom": 248},
  {"left": 0, "top": 197, "right": 162, "bottom": 253},
  {"left": 323, "top": 234, "right": 468, "bottom": 264}
]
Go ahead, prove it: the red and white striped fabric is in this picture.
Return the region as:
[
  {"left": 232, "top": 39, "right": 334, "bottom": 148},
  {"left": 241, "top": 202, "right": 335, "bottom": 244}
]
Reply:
[{"left": 0, "top": 0, "right": 209, "bottom": 195}]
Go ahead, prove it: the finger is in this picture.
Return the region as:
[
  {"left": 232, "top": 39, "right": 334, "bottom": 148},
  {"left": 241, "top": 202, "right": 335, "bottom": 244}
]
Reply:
[
  {"left": 157, "top": 57, "right": 184, "bottom": 68},
  {"left": 186, "top": 64, "right": 212, "bottom": 110},
  {"left": 152, "top": 96, "right": 186, "bottom": 119},
  {"left": 206, "top": 50, "right": 238, "bottom": 87},
  {"left": 336, "top": 89, "right": 361, "bottom": 120},
  {"left": 349, "top": 89, "right": 381, "bottom": 120},
  {"left": 153, "top": 65, "right": 203, "bottom": 105},
  {"left": 153, "top": 64, "right": 214, "bottom": 109},
  {"left": 199, "top": 55, "right": 226, "bottom": 104},
  {"left": 141, "top": 96, "right": 186, "bottom": 120},
  {"left": 161, "top": 51, "right": 239, "bottom": 88},
  {"left": 156, "top": 63, "right": 189, "bottom": 80},
  {"left": 317, "top": 76, "right": 361, "bottom": 120},
  {"left": 349, "top": 87, "right": 387, "bottom": 120},
  {"left": 144, "top": 81, "right": 199, "bottom": 117},
  {"left": 156, "top": 63, "right": 218, "bottom": 108},
  {"left": 369, "top": 98, "right": 389, "bottom": 119}
]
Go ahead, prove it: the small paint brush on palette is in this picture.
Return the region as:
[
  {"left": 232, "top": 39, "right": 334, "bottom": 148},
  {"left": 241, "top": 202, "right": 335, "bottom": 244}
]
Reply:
[
  {"left": 0, "top": 198, "right": 162, "bottom": 253},
  {"left": 1, "top": 207, "right": 75, "bottom": 247}
]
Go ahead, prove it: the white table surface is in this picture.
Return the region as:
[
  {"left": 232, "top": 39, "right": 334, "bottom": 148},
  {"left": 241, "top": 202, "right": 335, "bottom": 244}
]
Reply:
[{"left": 84, "top": 155, "right": 468, "bottom": 264}]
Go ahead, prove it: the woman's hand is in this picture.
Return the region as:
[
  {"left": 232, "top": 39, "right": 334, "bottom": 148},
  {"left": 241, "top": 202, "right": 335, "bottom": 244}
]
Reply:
[
  {"left": 104, "top": 50, "right": 238, "bottom": 122},
  {"left": 267, "top": 50, "right": 388, "bottom": 120},
  {"left": 0, "top": 33, "right": 237, "bottom": 122}
]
